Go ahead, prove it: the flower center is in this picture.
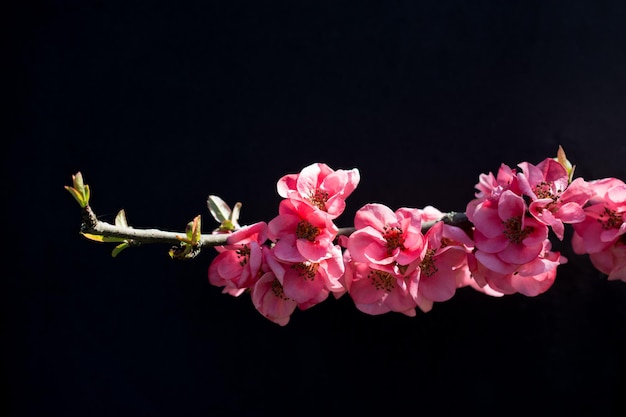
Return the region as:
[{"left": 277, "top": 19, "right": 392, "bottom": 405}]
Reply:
[
  {"left": 368, "top": 269, "right": 395, "bottom": 292},
  {"left": 271, "top": 279, "right": 290, "bottom": 300},
  {"left": 419, "top": 249, "right": 438, "bottom": 278},
  {"left": 533, "top": 181, "right": 561, "bottom": 211},
  {"left": 296, "top": 221, "right": 321, "bottom": 241},
  {"left": 308, "top": 189, "right": 329, "bottom": 211},
  {"left": 383, "top": 226, "right": 405, "bottom": 254},
  {"left": 598, "top": 207, "right": 623, "bottom": 230},
  {"left": 292, "top": 262, "right": 319, "bottom": 281},
  {"left": 236, "top": 244, "right": 250, "bottom": 267},
  {"left": 503, "top": 216, "right": 534, "bottom": 244},
  {"left": 533, "top": 181, "right": 557, "bottom": 199},
  {"left": 440, "top": 237, "right": 454, "bottom": 248}
]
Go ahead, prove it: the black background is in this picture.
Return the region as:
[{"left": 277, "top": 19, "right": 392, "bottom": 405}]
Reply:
[{"left": 5, "top": 1, "right": 626, "bottom": 416}]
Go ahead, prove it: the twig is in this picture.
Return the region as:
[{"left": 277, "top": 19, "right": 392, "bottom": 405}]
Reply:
[{"left": 79, "top": 205, "right": 470, "bottom": 249}]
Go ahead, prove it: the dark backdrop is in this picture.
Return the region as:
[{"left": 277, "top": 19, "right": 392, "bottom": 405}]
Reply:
[{"left": 5, "top": 1, "right": 626, "bottom": 416}]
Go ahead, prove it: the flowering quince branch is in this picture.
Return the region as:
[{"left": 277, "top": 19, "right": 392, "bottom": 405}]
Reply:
[{"left": 66, "top": 146, "right": 626, "bottom": 325}]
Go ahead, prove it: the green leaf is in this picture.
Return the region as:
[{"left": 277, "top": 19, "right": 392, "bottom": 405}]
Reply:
[
  {"left": 73, "top": 172, "right": 85, "bottom": 196},
  {"left": 230, "top": 202, "right": 241, "bottom": 229},
  {"left": 554, "top": 145, "right": 576, "bottom": 183},
  {"left": 217, "top": 219, "right": 236, "bottom": 232},
  {"left": 65, "top": 172, "right": 90, "bottom": 207},
  {"left": 112, "top": 242, "right": 130, "bottom": 257},
  {"left": 185, "top": 221, "right": 194, "bottom": 240},
  {"left": 207, "top": 195, "right": 231, "bottom": 223},
  {"left": 81, "top": 233, "right": 128, "bottom": 243},
  {"left": 180, "top": 215, "right": 202, "bottom": 244},
  {"left": 115, "top": 209, "right": 129, "bottom": 227},
  {"left": 83, "top": 184, "right": 90, "bottom": 205},
  {"left": 65, "top": 186, "right": 85, "bottom": 207},
  {"left": 191, "top": 215, "right": 201, "bottom": 244}
]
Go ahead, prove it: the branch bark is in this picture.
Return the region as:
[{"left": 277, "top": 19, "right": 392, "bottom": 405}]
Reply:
[{"left": 78, "top": 204, "right": 471, "bottom": 251}]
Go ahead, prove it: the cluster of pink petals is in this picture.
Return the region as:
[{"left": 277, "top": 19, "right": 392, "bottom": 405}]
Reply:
[
  {"left": 341, "top": 204, "right": 498, "bottom": 315},
  {"left": 517, "top": 159, "right": 591, "bottom": 240},
  {"left": 208, "top": 222, "right": 268, "bottom": 297},
  {"left": 342, "top": 204, "right": 425, "bottom": 316},
  {"left": 464, "top": 156, "right": 590, "bottom": 295},
  {"left": 207, "top": 153, "right": 626, "bottom": 326},
  {"left": 208, "top": 163, "right": 360, "bottom": 325},
  {"left": 347, "top": 203, "right": 425, "bottom": 266},
  {"left": 571, "top": 178, "right": 626, "bottom": 281},
  {"left": 267, "top": 198, "right": 338, "bottom": 263},
  {"left": 277, "top": 162, "right": 360, "bottom": 219}
]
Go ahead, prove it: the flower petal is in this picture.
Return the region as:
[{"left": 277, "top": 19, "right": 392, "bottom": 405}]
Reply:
[{"left": 354, "top": 203, "right": 398, "bottom": 230}]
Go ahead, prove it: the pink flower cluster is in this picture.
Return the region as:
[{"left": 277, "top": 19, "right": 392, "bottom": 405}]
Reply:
[
  {"left": 571, "top": 178, "right": 626, "bottom": 280},
  {"left": 208, "top": 151, "right": 626, "bottom": 325},
  {"left": 466, "top": 158, "right": 580, "bottom": 295},
  {"left": 341, "top": 204, "right": 493, "bottom": 317},
  {"left": 209, "top": 163, "right": 360, "bottom": 325}
]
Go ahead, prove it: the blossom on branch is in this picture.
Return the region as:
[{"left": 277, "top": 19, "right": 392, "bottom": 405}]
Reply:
[
  {"left": 267, "top": 244, "right": 345, "bottom": 307},
  {"left": 267, "top": 199, "right": 339, "bottom": 263},
  {"left": 340, "top": 203, "right": 425, "bottom": 316},
  {"left": 470, "top": 190, "right": 549, "bottom": 269},
  {"left": 467, "top": 240, "right": 565, "bottom": 296},
  {"left": 517, "top": 158, "right": 591, "bottom": 240},
  {"left": 341, "top": 248, "right": 420, "bottom": 316},
  {"left": 208, "top": 222, "right": 268, "bottom": 296},
  {"left": 465, "top": 157, "right": 576, "bottom": 296},
  {"left": 418, "top": 206, "right": 504, "bottom": 297},
  {"left": 64, "top": 146, "right": 626, "bottom": 326},
  {"left": 414, "top": 220, "right": 474, "bottom": 312},
  {"left": 571, "top": 177, "right": 626, "bottom": 281},
  {"left": 276, "top": 162, "right": 360, "bottom": 219},
  {"left": 251, "top": 268, "right": 298, "bottom": 326},
  {"left": 347, "top": 203, "right": 426, "bottom": 266}
]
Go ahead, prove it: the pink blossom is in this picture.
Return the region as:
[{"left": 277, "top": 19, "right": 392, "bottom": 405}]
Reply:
[
  {"left": 417, "top": 205, "right": 447, "bottom": 222},
  {"left": 347, "top": 203, "right": 426, "bottom": 266},
  {"left": 571, "top": 178, "right": 626, "bottom": 254},
  {"left": 424, "top": 235, "right": 493, "bottom": 299},
  {"left": 588, "top": 241, "right": 626, "bottom": 282},
  {"left": 471, "top": 190, "right": 548, "bottom": 270},
  {"left": 413, "top": 221, "right": 473, "bottom": 313},
  {"left": 517, "top": 159, "right": 591, "bottom": 240},
  {"left": 267, "top": 244, "right": 345, "bottom": 306},
  {"left": 250, "top": 271, "right": 298, "bottom": 326},
  {"left": 466, "top": 253, "right": 517, "bottom": 295},
  {"left": 470, "top": 163, "right": 519, "bottom": 205},
  {"left": 456, "top": 269, "right": 505, "bottom": 298},
  {"left": 276, "top": 162, "right": 360, "bottom": 219},
  {"left": 508, "top": 242, "right": 565, "bottom": 296},
  {"left": 208, "top": 222, "right": 268, "bottom": 296},
  {"left": 468, "top": 240, "right": 565, "bottom": 296},
  {"left": 343, "top": 250, "right": 418, "bottom": 317},
  {"left": 267, "top": 199, "right": 338, "bottom": 263}
]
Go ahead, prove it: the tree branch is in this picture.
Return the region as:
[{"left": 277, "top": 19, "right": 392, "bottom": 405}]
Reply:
[
  {"left": 80, "top": 205, "right": 228, "bottom": 247},
  {"left": 69, "top": 171, "right": 473, "bottom": 258},
  {"left": 79, "top": 204, "right": 471, "bottom": 250}
]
